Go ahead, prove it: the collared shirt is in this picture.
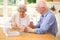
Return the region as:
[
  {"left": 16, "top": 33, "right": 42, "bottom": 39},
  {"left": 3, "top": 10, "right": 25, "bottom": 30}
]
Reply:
[{"left": 35, "top": 10, "right": 58, "bottom": 36}]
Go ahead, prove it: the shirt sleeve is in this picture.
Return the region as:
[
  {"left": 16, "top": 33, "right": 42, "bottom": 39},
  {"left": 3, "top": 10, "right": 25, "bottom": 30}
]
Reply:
[
  {"left": 35, "top": 17, "right": 42, "bottom": 28},
  {"left": 9, "top": 14, "right": 16, "bottom": 24},
  {"left": 35, "top": 15, "right": 56, "bottom": 34}
]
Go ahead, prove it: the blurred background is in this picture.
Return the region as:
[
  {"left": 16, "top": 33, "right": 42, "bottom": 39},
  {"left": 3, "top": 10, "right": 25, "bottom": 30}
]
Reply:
[{"left": 0, "top": 0, "right": 60, "bottom": 40}]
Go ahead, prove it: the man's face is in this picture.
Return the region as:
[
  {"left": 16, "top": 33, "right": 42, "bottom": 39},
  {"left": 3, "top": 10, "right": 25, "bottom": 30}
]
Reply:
[{"left": 36, "top": 4, "right": 45, "bottom": 14}]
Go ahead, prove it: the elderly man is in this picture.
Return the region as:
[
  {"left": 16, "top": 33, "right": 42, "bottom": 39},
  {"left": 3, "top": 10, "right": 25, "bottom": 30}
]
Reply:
[{"left": 20, "top": 1, "right": 58, "bottom": 36}]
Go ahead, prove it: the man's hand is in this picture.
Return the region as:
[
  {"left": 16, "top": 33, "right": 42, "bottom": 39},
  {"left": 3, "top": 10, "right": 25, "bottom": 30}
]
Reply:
[
  {"left": 28, "top": 22, "right": 35, "bottom": 29},
  {"left": 20, "top": 25, "right": 35, "bottom": 33},
  {"left": 26, "top": 27, "right": 35, "bottom": 33}
]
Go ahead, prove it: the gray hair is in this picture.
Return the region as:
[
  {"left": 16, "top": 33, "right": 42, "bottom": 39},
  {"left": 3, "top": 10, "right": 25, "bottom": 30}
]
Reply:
[{"left": 18, "top": 4, "right": 26, "bottom": 12}]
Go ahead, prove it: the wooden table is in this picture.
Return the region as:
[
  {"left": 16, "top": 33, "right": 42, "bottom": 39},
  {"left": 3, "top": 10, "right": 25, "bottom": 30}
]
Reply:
[{"left": 0, "top": 28, "right": 56, "bottom": 40}]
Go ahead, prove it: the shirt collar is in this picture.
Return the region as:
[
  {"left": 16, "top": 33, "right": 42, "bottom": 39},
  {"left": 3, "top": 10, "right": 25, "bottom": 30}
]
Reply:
[{"left": 42, "top": 10, "right": 49, "bottom": 17}]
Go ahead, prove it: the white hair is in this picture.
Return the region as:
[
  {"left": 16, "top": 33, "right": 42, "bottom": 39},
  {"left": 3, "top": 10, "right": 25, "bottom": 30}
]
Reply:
[{"left": 36, "top": 0, "right": 47, "bottom": 8}]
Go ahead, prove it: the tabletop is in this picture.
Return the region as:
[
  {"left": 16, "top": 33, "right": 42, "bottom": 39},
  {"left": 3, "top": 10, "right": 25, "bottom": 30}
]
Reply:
[{"left": 0, "top": 28, "right": 56, "bottom": 40}]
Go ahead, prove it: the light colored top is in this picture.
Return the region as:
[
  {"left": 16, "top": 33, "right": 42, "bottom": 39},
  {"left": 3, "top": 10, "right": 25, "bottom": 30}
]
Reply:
[
  {"left": 35, "top": 10, "right": 58, "bottom": 36},
  {"left": 10, "top": 13, "right": 30, "bottom": 28}
]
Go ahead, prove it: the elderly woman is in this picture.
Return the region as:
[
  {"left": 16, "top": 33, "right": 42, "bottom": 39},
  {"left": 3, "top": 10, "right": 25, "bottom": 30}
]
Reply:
[{"left": 10, "top": 4, "right": 30, "bottom": 29}]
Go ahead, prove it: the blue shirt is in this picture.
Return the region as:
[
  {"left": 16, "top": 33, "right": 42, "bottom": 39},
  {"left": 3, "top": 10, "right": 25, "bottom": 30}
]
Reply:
[{"left": 35, "top": 10, "right": 58, "bottom": 36}]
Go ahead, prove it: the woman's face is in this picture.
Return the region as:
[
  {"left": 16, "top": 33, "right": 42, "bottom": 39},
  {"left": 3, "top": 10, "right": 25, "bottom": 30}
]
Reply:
[{"left": 18, "top": 8, "right": 25, "bottom": 16}]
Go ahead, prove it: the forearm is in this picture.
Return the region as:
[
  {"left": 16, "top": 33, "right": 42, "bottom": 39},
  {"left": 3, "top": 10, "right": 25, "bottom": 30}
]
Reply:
[
  {"left": 34, "top": 28, "right": 48, "bottom": 34},
  {"left": 29, "top": 29, "right": 35, "bottom": 33}
]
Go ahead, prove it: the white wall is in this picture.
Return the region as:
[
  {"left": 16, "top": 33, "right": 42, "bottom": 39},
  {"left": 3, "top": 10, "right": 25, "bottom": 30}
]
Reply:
[
  {"left": 47, "top": 2, "right": 60, "bottom": 13},
  {"left": 47, "top": 2, "right": 60, "bottom": 40}
]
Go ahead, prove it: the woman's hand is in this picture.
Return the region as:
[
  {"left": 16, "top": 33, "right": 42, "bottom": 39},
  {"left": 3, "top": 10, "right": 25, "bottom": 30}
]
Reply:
[
  {"left": 11, "top": 22, "right": 18, "bottom": 29},
  {"left": 20, "top": 25, "right": 27, "bottom": 32}
]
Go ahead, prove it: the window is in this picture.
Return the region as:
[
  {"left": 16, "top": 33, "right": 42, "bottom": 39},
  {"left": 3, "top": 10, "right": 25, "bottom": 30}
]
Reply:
[
  {"left": 8, "top": 0, "right": 16, "bottom": 5},
  {"left": 46, "top": 0, "right": 53, "bottom": 2},
  {"left": 27, "top": 0, "right": 36, "bottom": 3},
  {"left": 0, "top": 0, "right": 3, "bottom": 5},
  {"left": 0, "top": 0, "right": 3, "bottom": 17}
]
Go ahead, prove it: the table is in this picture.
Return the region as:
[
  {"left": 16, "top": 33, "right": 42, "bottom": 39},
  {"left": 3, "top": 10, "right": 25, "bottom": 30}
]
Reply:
[{"left": 0, "top": 28, "right": 56, "bottom": 40}]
